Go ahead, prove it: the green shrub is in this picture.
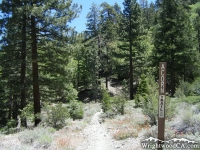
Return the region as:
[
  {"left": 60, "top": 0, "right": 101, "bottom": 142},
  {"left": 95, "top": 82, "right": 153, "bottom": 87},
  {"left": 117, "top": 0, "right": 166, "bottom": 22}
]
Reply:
[
  {"left": 174, "top": 87, "right": 186, "bottom": 98},
  {"left": 20, "top": 103, "right": 34, "bottom": 124},
  {"left": 42, "top": 103, "right": 70, "bottom": 129},
  {"left": 6, "top": 119, "right": 17, "bottom": 128},
  {"left": 120, "top": 79, "right": 130, "bottom": 100},
  {"left": 139, "top": 75, "right": 158, "bottom": 125},
  {"left": 0, "top": 119, "right": 19, "bottom": 134},
  {"left": 165, "top": 97, "right": 176, "bottom": 120},
  {"left": 142, "top": 96, "right": 158, "bottom": 126},
  {"left": 101, "top": 88, "right": 126, "bottom": 117},
  {"left": 65, "top": 84, "right": 78, "bottom": 102},
  {"left": 69, "top": 100, "right": 84, "bottom": 120},
  {"left": 175, "top": 78, "right": 200, "bottom": 98},
  {"left": 101, "top": 89, "right": 111, "bottom": 113},
  {"left": 174, "top": 81, "right": 191, "bottom": 98},
  {"left": 178, "top": 96, "right": 200, "bottom": 104},
  {"left": 135, "top": 74, "right": 149, "bottom": 107},
  {"left": 111, "top": 96, "right": 126, "bottom": 115},
  {"left": 139, "top": 76, "right": 176, "bottom": 125},
  {"left": 190, "top": 77, "right": 200, "bottom": 96}
]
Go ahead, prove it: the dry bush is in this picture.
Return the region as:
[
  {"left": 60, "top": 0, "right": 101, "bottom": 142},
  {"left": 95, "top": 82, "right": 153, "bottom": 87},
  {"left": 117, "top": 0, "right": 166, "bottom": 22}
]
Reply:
[
  {"left": 64, "top": 119, "right": 87, "bottom": 132},
  {"left": 113, "top": 127, "right": 138, "bottom": 140},
  {"left": 18, "top": 127, "right": 55, "bottom": 148},
  {"left": 107, "top": 107, "right": 149, "bottom": 140},
  {"left": 54, "top": 128, "right": 83, "bottom": 150},
  {"left": 84, "top": 102, "right": 101, "bottom": 117},
  {"left": 170, "top": 103, "right": 200, "bottom": 135},
  {"left": 56, "top": 137, "right": 74, "bottom": 150},
  {"left": 143, "top": 125, "right": 177, "bottom": 141},
  {"left": 143, "top": 103, "right": 200, "bottom": 142},
  {"left": 83, "top": 102, "right": 101, "bottom": 124}
]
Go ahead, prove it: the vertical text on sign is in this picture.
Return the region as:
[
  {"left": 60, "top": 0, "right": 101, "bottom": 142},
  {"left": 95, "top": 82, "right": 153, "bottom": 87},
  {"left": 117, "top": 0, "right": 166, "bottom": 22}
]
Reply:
[{"left": 160, "top": 63, "right": 165, "bottom": 94}]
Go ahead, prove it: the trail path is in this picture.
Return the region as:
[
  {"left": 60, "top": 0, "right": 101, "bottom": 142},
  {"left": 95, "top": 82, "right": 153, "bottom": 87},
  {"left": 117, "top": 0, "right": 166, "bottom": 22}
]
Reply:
[
  {"left": 107, "top": 81, "right": 117, "bottom": 95},
  {"left": 107, "top": 80, "right": 122, "bottom": 96},
  {"left": 75, "top": 110, "right": 142, "bottom": 150},
  {"left": 76, "top": 110, "right": 115, "bottom": 150}
]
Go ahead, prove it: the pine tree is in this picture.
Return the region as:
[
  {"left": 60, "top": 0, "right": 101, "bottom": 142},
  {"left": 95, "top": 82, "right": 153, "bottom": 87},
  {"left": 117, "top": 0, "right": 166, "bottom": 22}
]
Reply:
[
  {"left": 29, "top": 0, "right": 81, "bottom": 125},
  {"left": 152, "top": 0, "right": 195, "bottom": 96},
  {"left": 83, "top": 3, "right": 102, "bottom": 93},
  {"left": 0, "top": 0, "right": 28, "bottom": 126},
  {"left": 100, "top": 2, "right": 120, "bottom": 89},
  {"left": 85, "top": 3, "right": 101, "bottom": 38},
  {"left": 190, "top": 2, "right": 200, "bottom": 77},
  {"left": 191, "top": 2, "right": 200, "bottom": 52},
  {"left": 121, "top": 0, "right": 141, "bottom": 100},
  {"left": 0, "top": 0, "right": 81, "bottom": 126}
]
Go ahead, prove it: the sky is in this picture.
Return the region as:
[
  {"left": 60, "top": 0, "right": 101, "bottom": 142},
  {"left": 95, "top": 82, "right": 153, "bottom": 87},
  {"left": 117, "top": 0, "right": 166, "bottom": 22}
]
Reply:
[
  {"left": 0, "top": 0, "right": 155, "bottom": 33},
  {"left": 70, "top": 0, "right": 124, "bottom": 33},
  {"left": 70, "top": 0, "right": 155, "bottom": 33}
]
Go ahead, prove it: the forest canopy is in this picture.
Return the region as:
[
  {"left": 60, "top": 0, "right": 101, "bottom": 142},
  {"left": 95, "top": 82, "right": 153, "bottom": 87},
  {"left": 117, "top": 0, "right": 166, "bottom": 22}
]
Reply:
[{"left": 0, "top": 0, "right": 200, "bottom": 128}]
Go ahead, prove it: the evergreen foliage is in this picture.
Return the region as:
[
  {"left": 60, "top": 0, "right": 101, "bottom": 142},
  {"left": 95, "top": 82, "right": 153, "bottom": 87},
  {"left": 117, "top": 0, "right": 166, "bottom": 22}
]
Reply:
[
  {"left": 102, "top": 89, "right": 111, "bottom": 113},
  {"left": 69, "top": 100, "right": 84, "bottom": 120},
  {"left": 1, "top": 0, "right": 200, "bottom": 131},
  {"left": 42, "top": 103, "right": 70, "bottom": 129},
  {"left": 135, "top": 74, "right": 149, "bottom": 107},
  {"left": 0, "top": 0, "right": 81, "bottom": 127},
  {"left": 152, "top": 0, "right": 196, "bottom": 96},
  {"left": 111, "top": 96, "right": 126, "bottom": 115},
  {"left": 139, "top": 76, "right": 175, "bottom": 125},
  {"left": 122, "top": 0, "right": 142, "bottom": 100}
]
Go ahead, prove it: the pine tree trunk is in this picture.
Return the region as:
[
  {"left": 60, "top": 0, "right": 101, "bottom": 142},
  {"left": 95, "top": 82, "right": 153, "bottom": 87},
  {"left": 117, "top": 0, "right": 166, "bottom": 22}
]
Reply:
[
  {"left": 106, "top": 45, "right": 108, "bottom": 89},
  {"left": 77, "top": 59, "right": 80, "bottom": 90},
  {"left": 170, "top": 71, "right": 175, "bottom": 97},
  {"left": 12, "top": 95, "right": 18, "bottom": 121},
  {"left": 98, "top": 35, "right": 101, "bottom": 85},
  {"left": 129, "top": 45, "right": 133, "bottom": 100},
  {"left": 170, "top": 51, "right": 175, "bottom": 97},
  {"left": 129, "top": 24, "right": 133, "bottom": 100},
  {"left": 198, "top": 29, "right": 200, "bottom": 53},
  {"left": 8, "top": 90, "right": 12, "bottom": 120},
  {"left": 106, "top": 76, "right": 108, "bottom": 89},
  {"left": 31, "top": 15, "right": 41, "bottom": 126},
  {"left": 21, "top": 14, "right": 27, "bottom": 127}
]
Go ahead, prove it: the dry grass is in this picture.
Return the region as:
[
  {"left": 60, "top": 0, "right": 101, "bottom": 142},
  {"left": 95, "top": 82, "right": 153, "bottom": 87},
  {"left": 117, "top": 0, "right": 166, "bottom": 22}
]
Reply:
[
  {"left": 113, "top": 127, "right": 138, "bottom": 140},
  {"left": 106, "top": 101, "right": 150, "bottom": 140},
  {"left": 55, "top": 136, "right": 81, "bottom": 150},
  {"left": 56, "top": 138, "right": 71, "bottom": 149},
  {"left": 109, "top": 116, "right": 150, "bottom": 140}
]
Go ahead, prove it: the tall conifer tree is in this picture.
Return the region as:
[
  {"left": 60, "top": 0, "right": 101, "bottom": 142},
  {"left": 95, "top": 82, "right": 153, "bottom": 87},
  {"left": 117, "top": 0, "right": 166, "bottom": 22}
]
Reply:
[
  {"left": 152, "top": 0, "right": 195, "bottom": 96},
  {"left": 121, "top": 0, "right": 141, "bottom": 100},
  {"left": 0, "top": 0, "right": 81, "bottom": 126}
]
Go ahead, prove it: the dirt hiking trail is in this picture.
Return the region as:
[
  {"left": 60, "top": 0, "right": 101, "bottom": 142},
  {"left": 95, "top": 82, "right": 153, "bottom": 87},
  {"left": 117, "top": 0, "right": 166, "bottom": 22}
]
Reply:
[
  {"left": 76, "top": 110, "right": 114, "bottom": 150},
  {"left": 75, "top": 109, "right": 143, "bottom": 150}
]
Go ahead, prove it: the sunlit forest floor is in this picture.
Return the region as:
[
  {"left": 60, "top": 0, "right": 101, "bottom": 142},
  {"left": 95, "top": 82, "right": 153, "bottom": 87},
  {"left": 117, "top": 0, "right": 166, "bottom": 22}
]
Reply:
[{"left": 1, "top": 100, "right": 200, "bottom": 150}]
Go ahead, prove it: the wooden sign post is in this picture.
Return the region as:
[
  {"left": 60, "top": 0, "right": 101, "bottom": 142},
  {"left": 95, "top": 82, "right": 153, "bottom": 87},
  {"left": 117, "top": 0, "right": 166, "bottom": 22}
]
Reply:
[{"left": 158, "top": 62, "right": 167, "bottom": 150}]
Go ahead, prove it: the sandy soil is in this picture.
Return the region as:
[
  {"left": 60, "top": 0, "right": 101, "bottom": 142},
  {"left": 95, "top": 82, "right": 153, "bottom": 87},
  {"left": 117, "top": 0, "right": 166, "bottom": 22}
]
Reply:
[{"left": 75, "top": 110, "right": 143, "bottom": 150}]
